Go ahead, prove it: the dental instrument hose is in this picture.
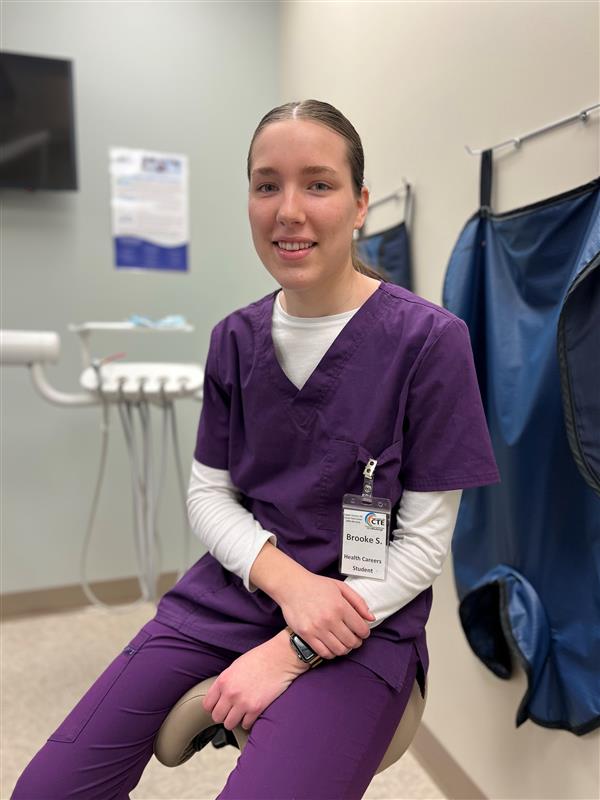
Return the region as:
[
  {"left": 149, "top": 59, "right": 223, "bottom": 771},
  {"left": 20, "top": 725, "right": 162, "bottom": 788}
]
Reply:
[
  {"left": 80, "top": 358, "right": 192, "bottom": 613},
  {"left": 118, "top": 395, "right": 158, "bottom": 602},
  {"left": 80, "top": 356, "right": 149, "bottom": 612}
]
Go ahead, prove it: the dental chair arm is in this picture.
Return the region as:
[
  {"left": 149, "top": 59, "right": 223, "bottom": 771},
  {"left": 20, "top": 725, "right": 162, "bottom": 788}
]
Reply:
[
  {"left": 0, "top": 329, "right": 99, "bottom": 407},
  {"left": 0, "top": 330, "right": 60, "bottom": 365},
  {"left": 30, "top": 362, "right": 99, "bottom": 407}
]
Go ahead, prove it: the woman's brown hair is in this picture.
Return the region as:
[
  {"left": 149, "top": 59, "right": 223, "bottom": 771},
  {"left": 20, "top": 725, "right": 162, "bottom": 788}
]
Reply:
[{"left": 247, "top": 99, "right": 383, "bottom": 282}]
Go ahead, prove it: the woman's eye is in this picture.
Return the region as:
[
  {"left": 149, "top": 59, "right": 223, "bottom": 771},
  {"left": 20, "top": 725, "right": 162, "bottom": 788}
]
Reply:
[
  {"left": 310, "top": 182, "right": 330, "bottom": 191},
  {"left": 256, "top": 183, "right": 277, "bottom": 193}
]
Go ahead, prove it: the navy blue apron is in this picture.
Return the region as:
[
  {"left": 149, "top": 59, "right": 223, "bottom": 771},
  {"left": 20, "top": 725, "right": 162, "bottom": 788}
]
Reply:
[
  {"left": 356, "top": 185, "right": 413, "bottom": 289},
  {"left": 443, "top": 149, "right": 600, "bottom": 736}
]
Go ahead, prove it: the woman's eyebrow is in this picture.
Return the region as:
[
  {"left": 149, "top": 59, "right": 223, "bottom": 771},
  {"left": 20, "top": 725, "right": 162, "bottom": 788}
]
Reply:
[{"left": 252, "top": 166, "right": 338, "bottom": 178}]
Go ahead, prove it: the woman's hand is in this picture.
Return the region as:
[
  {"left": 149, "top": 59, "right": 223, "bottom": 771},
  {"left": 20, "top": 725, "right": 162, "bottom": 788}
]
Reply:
[
  {"left": 202, "top": 632, "right": 307, "bottom": 732},
  {"left": 278, "top": 572, "right": 375, "bottom": 659}
]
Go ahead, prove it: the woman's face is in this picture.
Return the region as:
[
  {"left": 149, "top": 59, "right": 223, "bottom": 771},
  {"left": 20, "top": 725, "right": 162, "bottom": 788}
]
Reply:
[{"left": 248, "top": 119, "right": 368, "bottom": 293}]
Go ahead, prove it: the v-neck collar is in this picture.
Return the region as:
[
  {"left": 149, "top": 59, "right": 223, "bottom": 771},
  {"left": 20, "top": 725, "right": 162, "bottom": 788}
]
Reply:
[{"left": 255, "top": 282, "right": 384, "bottom": 431}]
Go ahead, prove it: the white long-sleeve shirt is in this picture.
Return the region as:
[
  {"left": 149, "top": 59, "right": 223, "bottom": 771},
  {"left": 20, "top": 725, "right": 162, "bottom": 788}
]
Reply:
[{"left": 187, "top": 290, "right": 462, "bottom": 628}]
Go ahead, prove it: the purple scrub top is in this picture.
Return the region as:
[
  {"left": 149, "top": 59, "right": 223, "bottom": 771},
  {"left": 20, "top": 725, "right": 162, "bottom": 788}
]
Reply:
[{"left": 156, "top": 281, "right": 500, "bottom": 692}]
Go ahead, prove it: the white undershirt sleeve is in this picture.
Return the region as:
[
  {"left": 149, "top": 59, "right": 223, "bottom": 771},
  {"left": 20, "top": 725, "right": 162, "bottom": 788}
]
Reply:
[
  {"left": 187, "top": 459, "right": 277, "bottom": 593},
  {"left": 345, "top": 489, "right": 462, "bottom": 628}
]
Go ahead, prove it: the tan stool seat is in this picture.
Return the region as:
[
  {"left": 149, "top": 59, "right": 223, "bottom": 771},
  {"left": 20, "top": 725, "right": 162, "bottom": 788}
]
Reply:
[{"left": 154, "top": 673, "right": 426, "bottom": 775}]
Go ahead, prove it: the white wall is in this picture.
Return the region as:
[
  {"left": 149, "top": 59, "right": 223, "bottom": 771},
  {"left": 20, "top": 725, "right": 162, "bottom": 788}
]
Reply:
[
  {"left": 279, "top": 2, "right": 599, "bottom": 798},
  {"left": 1, "top": 1, "right": 280, "bottom": 593}
]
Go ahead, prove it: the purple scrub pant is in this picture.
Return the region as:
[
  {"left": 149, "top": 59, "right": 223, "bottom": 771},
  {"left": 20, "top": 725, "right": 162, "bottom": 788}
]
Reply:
[{"left": 12, "top": 618, "right": 418, "bottom": 800}]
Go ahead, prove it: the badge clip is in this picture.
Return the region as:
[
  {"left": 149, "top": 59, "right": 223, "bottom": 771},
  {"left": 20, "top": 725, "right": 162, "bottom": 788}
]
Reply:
[{"left": 361, "top": 459, "right": 378, "bottom": 504}]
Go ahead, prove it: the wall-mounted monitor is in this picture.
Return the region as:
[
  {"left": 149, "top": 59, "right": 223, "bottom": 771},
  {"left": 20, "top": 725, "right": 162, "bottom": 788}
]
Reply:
[{"left": 0, "top": 51, "right": 78, "bottom": 191}]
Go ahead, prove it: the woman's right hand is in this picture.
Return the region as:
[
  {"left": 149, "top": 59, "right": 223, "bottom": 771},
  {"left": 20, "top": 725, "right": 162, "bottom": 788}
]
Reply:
[{"left": 278, "top": 572, "right": 375, "bottom": 659}]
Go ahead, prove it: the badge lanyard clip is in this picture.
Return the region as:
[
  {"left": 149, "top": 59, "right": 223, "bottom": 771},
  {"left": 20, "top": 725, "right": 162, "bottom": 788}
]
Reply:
[{"left": 362, "top": 459, "right": 378, "bottom": 503}]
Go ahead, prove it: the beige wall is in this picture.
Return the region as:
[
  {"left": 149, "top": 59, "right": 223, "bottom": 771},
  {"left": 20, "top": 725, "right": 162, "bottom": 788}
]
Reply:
[{"left": 279, "top": 2, "right": 599, "bottom": 798}]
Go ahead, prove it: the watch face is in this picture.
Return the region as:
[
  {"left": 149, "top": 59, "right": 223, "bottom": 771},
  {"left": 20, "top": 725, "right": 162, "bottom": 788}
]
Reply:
[{"left": 292, "top": 634, "right": 316, "bottom": 661}]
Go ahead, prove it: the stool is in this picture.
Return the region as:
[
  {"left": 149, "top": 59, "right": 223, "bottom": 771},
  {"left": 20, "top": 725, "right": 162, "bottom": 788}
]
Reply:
[{"left": 154, "top": 673, "right": 426, "bottom": 775}]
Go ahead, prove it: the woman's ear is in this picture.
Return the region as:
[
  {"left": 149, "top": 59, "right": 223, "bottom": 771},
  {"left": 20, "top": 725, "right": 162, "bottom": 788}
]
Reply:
[{"left": 355, "top": 185, "right": 369, "bottom": 230}]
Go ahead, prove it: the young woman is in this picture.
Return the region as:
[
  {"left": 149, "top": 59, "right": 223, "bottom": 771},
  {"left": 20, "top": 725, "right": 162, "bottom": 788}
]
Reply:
[{"left": 13, "top": 100, "right": 499, "bottom": 800}]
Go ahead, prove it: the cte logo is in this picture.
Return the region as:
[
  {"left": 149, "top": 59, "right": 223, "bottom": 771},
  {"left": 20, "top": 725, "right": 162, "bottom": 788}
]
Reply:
[{"left": 364, "top": 513, "right": 385, "bottom": 530}]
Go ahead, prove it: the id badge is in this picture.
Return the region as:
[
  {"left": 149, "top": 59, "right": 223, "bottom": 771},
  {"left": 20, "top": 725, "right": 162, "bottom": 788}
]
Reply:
[{"left": 338, "top": 459, "right": 392, "bottom": 581}]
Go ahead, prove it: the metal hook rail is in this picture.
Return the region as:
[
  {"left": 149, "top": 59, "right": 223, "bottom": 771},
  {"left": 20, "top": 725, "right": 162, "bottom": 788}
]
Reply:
[
  {"left": 465, "top": 103, "right": 600, "bottom": 155},
  {"left": 367, "top": 177, "right": 411, "bottom": 210}
]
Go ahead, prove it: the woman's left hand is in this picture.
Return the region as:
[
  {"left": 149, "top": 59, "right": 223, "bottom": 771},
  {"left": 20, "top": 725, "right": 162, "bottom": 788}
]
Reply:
[{"left": 202, "top": 632, "right": 307, "bottom": 732}]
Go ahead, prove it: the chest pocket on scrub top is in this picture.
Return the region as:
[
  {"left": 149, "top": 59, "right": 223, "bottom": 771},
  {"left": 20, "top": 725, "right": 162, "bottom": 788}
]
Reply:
[{"left": 317, "top": 439, "right": 404, "bottom": 532}]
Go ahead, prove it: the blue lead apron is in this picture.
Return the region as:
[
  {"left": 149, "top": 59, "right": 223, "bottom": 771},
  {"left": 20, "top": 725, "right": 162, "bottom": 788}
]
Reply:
[
  {"left": 356, "top": 184, "right": 413, "bottom": 289},
  {"left": 443, "top": 151, "right": 600, "bottom": 736}
]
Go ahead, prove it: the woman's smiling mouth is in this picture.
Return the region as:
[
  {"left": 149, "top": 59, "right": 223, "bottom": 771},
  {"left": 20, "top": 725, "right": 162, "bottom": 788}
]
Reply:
[{"left": 273, "top": 241, "right": 317, "bottom": 260}]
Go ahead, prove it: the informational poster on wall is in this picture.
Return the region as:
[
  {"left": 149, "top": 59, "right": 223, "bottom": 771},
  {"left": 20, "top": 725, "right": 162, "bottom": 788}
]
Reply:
[{"left": 109, "top": 147, "right": 189, "bottom": 272}]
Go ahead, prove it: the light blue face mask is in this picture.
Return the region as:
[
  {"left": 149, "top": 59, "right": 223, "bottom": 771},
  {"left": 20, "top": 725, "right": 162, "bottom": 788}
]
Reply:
[{"left": 128, "top": 314, "right": 189, "bottom": 329}]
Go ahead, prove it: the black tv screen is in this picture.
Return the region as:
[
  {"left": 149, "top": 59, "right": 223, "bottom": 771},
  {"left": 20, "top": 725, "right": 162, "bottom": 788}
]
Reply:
[{"left": 0, "top": 51, "right": 77, "bottom": 190}]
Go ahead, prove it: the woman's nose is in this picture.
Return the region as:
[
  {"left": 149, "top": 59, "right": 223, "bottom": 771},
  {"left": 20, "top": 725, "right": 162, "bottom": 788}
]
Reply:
[{"left": 276, "top": 190, "right": 305, "bottom": 226}]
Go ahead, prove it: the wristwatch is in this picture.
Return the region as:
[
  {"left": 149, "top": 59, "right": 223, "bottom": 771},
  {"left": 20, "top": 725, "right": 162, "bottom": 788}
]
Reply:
[{"left": 285, "top": 625, "right": 324, "bottom": 668}]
